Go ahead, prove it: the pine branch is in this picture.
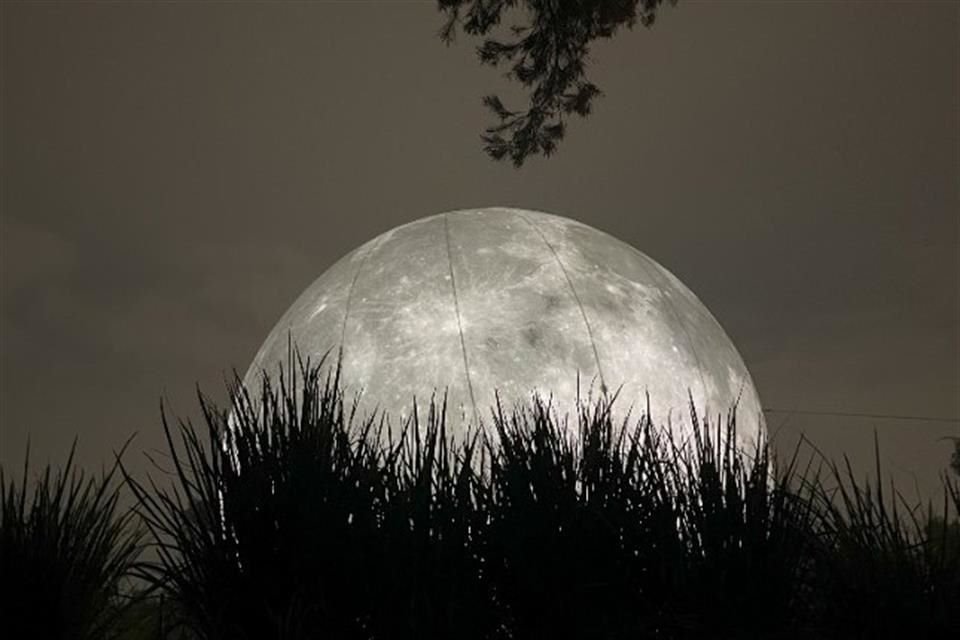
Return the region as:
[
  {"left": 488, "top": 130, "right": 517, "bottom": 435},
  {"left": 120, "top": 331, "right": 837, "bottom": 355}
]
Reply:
[{"left": 438, "top": 0, "right": 676, "bottom": 166}]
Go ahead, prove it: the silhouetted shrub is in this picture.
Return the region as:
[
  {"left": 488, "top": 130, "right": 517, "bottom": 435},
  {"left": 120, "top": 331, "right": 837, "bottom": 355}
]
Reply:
[
  {"left": 807, "top": 438, "right": 960, "bottom": 639},
  {"left": 127, "top": 351, "right": 955, "bottom": 639},
  {"left": 0, "top": 441, "right": 143, "bottom": 640},
  {"left": 15, "top": 348, "right": 957, "bottom": 639}
]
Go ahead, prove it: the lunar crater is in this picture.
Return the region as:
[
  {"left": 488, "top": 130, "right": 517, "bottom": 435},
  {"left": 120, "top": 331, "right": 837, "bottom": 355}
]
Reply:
[
  {"left": 543, "top": 293, "right": 564, "bottom": 312},
  {"left": 521, "top": 325, "right": 544, "bottom": 349}
]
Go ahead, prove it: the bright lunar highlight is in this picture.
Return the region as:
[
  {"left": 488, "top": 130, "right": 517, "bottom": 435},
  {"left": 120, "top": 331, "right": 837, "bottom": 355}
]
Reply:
[{"left": 244, "top": 208, "right": 764, "bottom": 451}]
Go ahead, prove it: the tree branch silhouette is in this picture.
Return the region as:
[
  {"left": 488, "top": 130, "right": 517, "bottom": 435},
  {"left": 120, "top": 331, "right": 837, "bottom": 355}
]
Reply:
[{"left": 438, "top": 0, "right": 675, "bottom": 167}]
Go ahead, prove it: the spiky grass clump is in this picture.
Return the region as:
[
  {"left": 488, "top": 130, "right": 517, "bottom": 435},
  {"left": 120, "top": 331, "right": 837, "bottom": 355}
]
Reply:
[
  {"left": 127, "top": 353, "right": 499, "bottom": 640},
  {"left": 0, "top": 441, "right": 143, "bottom": 640},
  {"left": 659, "top": 413, "right": 824, "bottom": 638},
  {"left": 129, "top": 352, "right": 960, "bottom": 639},
  {"left": 808, "top": 438, "right": 960, "bottom": 638},
  {"left": 481, "top": 393, "right": 836, "bottom": 639}
]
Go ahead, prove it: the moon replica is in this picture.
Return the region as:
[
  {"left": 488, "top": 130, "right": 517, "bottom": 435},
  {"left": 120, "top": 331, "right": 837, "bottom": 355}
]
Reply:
[{"left": 243, "top": 208, "right": 764, "bottom": 451}]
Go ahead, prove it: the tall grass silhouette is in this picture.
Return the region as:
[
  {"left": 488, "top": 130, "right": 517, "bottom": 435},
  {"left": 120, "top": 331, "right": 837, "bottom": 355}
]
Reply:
[
  {"left": 808, "top": 437, "right": 960, "bottom": 638},
  {"left": 126, "top": 353, "right": 502, "bottom": 639},
  {"left": 0, "top": 441, "right": 143, "bottom": 639},
  {"left": 5, "top": 349, "right": 957, "bottom": 638},
  {"left": 121, "top": 350, "right": 960, "bottom": 639}
]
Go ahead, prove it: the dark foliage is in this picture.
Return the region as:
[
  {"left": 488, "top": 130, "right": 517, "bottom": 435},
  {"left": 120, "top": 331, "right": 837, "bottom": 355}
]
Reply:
[
  {"left": 0, "top": 441, "right": 143, "bottom": 640},
  {"left": 125, "top": 351, "right": 500, "bottom": 640},
  {"left": 438, "top": 0, "right": 676, "bottom": 166},
  {"left": 476, "top": 392, "right": 823, "bottom": 639},
  {"left": 806, "top": 436, "right": 960, "bottom": 638},
  {"left": 123, "top": 351, "right": 959, "bottom": 639},
  {"left": 10, "top": 349, "right": 958, "bottom": 638}
]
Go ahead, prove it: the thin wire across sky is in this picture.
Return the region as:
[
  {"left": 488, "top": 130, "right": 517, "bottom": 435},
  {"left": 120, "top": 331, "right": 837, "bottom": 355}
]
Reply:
[{"left": 763, "top": 408, "right": 960, "bottom": 424}]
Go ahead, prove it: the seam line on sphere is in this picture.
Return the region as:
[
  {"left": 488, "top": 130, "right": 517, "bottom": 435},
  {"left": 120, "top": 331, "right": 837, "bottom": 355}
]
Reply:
[
  {"left": 517, "top": 212, "right": 607, "bottom": 394},
  {"left": 340, "top": 235, "right": 385, "bottom": 372},
  {"left": 630, "top": 246, "right": 711, "bottom": 423},
  {"left": 443, "top": 213, "right": 480, "bottom": 426}
]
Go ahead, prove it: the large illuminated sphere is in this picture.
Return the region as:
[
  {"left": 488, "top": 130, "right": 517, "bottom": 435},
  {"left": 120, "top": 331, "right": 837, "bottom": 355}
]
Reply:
[{"left": 243, "top": 208, "right": 764, "bottom": 450}]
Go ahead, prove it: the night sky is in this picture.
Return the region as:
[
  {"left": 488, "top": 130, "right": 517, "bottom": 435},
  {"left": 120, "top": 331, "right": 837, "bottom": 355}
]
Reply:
[{"left": 2, "top": 2, "right": 957, "bottom": 502}]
